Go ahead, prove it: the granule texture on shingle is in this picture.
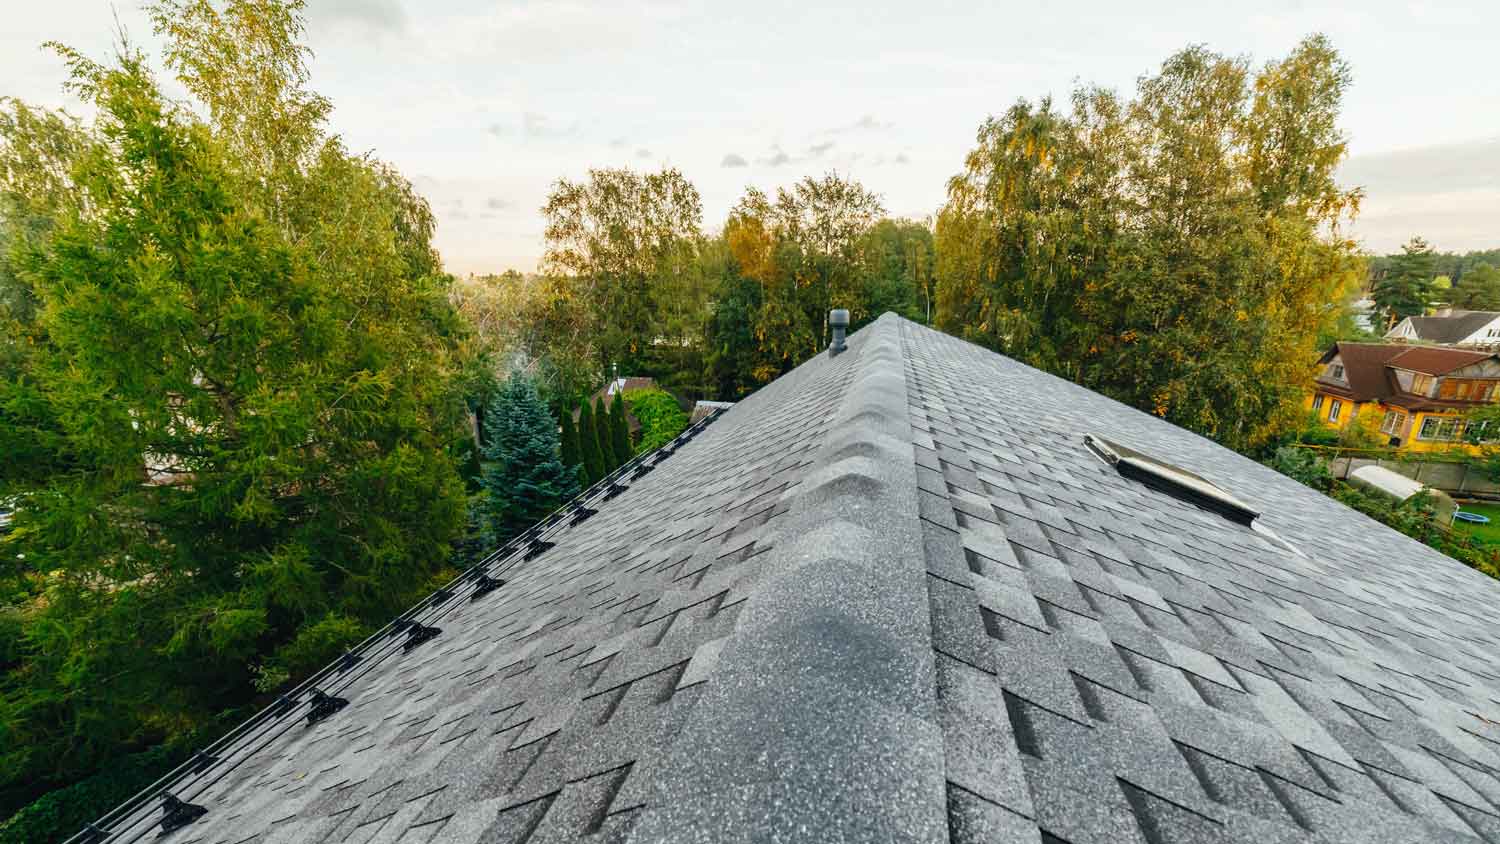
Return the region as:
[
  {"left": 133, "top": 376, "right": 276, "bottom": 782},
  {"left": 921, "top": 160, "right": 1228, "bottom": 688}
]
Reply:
[{"left": 91, "top": 314, "right": 1500, "bottom": 844}]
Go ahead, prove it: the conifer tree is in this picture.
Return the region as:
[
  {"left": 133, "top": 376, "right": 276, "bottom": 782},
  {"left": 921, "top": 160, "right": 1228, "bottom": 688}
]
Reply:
[
  {"left": 480, "top": 374, "right": 579, "bottom": 543},
  {"left": 577, "top": 398, "right": 606, "bottom": 484},
  {"left": 609, "top": 391, "right": 633, "bottom": 459},
  {"left": 595, "top": 395, "right": 618, "bottom": 470},
  {"left": 558, "top": 403, "right": 582, "bottom": 483}
]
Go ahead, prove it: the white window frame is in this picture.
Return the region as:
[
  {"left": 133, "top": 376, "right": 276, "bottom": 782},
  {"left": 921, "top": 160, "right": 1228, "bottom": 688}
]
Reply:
[
  {"left": 1417, "top": 416, "right": 1464, "bottom": 442},
  {"left": 1312, "top": 394, "right": 1325, "bottom": 412},
  {"left": 1328, "top": 399, "right": 1342, "bottom": 422},
  {"left": 1380, "top": 410, "right": 1405, "bottom": 436},
  {"left": 1330, "top": 364, "right": 1345, "bottom": 380}
]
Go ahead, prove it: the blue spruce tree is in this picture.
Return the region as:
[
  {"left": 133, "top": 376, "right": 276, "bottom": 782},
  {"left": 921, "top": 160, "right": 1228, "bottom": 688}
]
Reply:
[{"left": 480, "top": 374, "right": 580, "bottom": 543}]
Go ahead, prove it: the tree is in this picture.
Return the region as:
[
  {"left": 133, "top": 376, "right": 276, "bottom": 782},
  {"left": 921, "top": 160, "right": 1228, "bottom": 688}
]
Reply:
[
  {"left": 479, "top": 374, "right": 579, "bottom": 542},
  {"left": 1453, "top": 262, "right": 1500, "bottom": 311},
  {"left": 933, "top": 36, "right": 1363, "bottom": 451},
  {"left": 594, "top": 395, "right": 618, "bottom": 470},
  {"left": 702, "top": 236, "right": 765, "bottom": 400},
  {"left": 859, "top": 218, "right": 934, "bottom": 327},
  {"left": 0, "top": 0, "right": 471, "bottom": 816},
  {"left": 577, "top": 398, "right": 605, "bottom": 484},
  {"left": 627, "top": 388, "right": 689, "bottom": 453},
  {"left": 541, "top": 167, "right": 704, "bottom": 375},
  {"left": 609, "top": 390, "right": 632, "bottom": 459},
  {"left": 1372, "top": 237, "right": 1437, "bottom": 326},
  {"left": 558, "top": 400, "right": 582, "bottom": 483},
  {"left": 725, "top": 173, "right": 885, "bottom": 380}
]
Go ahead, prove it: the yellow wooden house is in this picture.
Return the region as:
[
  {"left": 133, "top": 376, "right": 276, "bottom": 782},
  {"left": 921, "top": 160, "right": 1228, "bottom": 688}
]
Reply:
[{"left": 1309, "top": 342, "right": 1500, "bottom": 453}]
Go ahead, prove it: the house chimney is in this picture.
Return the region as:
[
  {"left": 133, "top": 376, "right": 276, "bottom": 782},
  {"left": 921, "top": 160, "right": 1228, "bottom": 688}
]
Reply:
[{"left": 828, "top": 309, "right": 849, "bottom": 357}]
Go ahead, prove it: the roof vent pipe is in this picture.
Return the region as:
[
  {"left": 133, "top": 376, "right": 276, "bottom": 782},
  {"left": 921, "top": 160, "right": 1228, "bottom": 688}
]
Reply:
[{"left": 829, "top": 309, "right": 849, "bottom": 357}]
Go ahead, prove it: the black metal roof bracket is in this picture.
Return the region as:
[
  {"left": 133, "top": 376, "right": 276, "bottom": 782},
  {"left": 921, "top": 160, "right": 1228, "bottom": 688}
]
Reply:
[
  {"left": 158, "top": 793, "right": 207, "bottom": 835},
  {"left": 306, "top": 689, "right": 349, "bottom": 726}
]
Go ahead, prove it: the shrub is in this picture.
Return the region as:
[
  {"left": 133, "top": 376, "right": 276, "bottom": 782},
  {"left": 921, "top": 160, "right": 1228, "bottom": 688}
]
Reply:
[
  {"left": 626, "top": 389, "right": 689, "bottom": 454},
  {"left": 0, "top": 743, "right": 182, "bottom": 844},
  {"left": 1266, "top": 447, "right": 1333, "bottom": 492}
]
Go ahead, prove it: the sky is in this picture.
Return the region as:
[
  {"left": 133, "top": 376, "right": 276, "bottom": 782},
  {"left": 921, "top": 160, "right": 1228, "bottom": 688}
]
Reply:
[{"left": 5, "top": 0, "right": 1498, "bottom": 276}]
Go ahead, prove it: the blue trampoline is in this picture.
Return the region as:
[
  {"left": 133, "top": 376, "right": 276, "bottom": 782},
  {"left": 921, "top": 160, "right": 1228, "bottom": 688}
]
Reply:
[{"left": 1455, "top": 511, "right": 1491, "bottom": 524}]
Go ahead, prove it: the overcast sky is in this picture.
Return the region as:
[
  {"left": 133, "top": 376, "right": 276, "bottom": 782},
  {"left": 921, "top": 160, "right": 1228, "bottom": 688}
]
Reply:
[{"left": 5, "top": 0, "right": 1497, "bottom": 275}]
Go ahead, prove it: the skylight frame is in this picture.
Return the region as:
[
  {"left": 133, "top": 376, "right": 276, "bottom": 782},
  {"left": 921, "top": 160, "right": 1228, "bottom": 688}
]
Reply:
[{"left": 1084, "top": 434, "right": 1259, "bottom": 526}]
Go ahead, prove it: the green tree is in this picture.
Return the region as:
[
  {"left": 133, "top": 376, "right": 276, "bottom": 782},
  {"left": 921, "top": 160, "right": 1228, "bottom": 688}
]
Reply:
[
  {"left": 725, "top": 173, "right": 885, "bottom": 380},
  {"left": 627, "top": 388, "right": 689, "bottom": 453},
  {"left": 479, "top": 374, "right": 579, "bottom": 542},
  {"left": 0, "top": 0, "right": 471, "bottom": 815},
  {"left": 702, "top": 240, "right": 764, "bottom": 400},
  {"left": 577, "top": 398, "right": 605, "bottom": 484},
  {"left": 595, "top": 395, "right": 618, "bottom": 470},
  {"left": 859, "top": 218, "right": 934, "bottom": 327},
  {"left": 609, "top": 391, "right": 632, "bottom": 459},
  {"left": 1372, "top": 236, "right": 1437, "bottom": 327},
  {"left": 541, "top": 167, "right": 704, "bottom": 375},
  {"left": 558, "top": 400, "right": 582, "bottom": 482},
  {"left": 934, "top": 36, "right": 1362, "bottom": 451},
  {"left": 1453, "top": 262, "right": 1500, "bottom": 311}
]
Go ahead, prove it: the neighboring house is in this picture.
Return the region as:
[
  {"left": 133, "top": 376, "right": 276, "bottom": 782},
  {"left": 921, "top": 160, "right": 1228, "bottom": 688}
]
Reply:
[
  {"left": 1310, "top": 341, "right": 1500, "bottom": 451},
  {"left": 90, "top": 315, "right": 1500, "bottom": 844},
  {"left": 1385, "top": 308, "right": 1500, "bottom": 349},
  {"left": 689, "top": 399, "right": 734, "bottom": 424}
]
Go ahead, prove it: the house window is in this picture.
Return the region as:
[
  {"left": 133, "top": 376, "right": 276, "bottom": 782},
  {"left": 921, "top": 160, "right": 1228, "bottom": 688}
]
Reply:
[
  {"left": 1312, "top": 394, "right": 1325, "bottom": 412},
  {"left": 1328, "top": 399, "right": 1342, "bottom": 422},
  {"left": 1472, "top": 420, "right": 1498, "bottom": 443},
  {"left": 1330, "top": 364, "right": 1345, "bottom": 380},
  {"left": 1380, "top": 410, "right": 1406, "bottom": 435},
  {"left": 1417, "top": 416, "right": 1464, "bottom": 442},
  {"left": 1413, "top": 374, "right": 1434, "bottom": 395}
]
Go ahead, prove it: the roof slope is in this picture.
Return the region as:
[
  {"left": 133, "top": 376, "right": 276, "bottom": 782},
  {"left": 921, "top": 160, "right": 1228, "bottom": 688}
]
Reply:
[
  {"left": 1317, "top": 341, "right": 1408, "bottom": 401},
  {"left": 94, "top": 315, "right": 1500, "bottom": 844},
  {"left": 1400, "top": 312, "right": 1500, "bottom": 344},
  {"left": 1388, "top": 346, "right": 1497, "bottom": 376}
]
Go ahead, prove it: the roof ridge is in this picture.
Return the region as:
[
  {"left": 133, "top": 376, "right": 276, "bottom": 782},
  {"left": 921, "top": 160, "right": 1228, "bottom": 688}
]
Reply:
[{"left": 627, "top": 313, "right": 947, "bottom": 841}]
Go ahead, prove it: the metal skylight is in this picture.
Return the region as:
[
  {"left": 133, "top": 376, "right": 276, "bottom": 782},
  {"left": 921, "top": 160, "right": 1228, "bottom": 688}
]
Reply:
[{"left": 1084, "top": 434, "right": 1259, "bottom": 526}]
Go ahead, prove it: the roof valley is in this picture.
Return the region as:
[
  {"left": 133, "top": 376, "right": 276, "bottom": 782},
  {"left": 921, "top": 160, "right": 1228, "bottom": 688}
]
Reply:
[{"left": 626, "top": 314, "right": 949, "bottom": 841}]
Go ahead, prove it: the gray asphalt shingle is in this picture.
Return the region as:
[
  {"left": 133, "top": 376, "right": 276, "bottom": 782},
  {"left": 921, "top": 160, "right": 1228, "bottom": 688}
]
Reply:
[{"left": 92, "top": 314, "right": 1500, "bottom": 843}]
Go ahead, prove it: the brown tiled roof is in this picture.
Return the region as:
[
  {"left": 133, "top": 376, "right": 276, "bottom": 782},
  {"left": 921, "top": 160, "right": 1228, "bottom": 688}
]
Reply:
[
  {"left": 1315, "top": 342, "right": 1500, "bottom": 411},
  {"left": 1386, "top": 345, "right": 1495, "bottom": 376},
  {"left": 1314, "top": 342, "right": 1407, "bottom": 402}
]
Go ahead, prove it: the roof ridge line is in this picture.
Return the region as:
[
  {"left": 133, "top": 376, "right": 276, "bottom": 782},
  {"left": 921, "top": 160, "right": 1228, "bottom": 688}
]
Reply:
[{"left": 626, "top": 313, "right": 948, "bottom": 842}]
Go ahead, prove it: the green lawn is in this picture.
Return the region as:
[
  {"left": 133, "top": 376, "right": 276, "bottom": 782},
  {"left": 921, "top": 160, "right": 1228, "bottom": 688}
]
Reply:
[{"left": 1454, "top": 501, "right": 1500, "bottom": 545}]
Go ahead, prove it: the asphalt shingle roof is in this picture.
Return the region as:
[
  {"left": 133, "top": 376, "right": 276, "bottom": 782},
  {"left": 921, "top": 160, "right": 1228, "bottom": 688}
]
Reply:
[
  {"left": 92, "top": 314, "right": 1500, "bottom": 843},
  {"left": 1401, "top": 312, "right": 1500, "bottom": 345}
]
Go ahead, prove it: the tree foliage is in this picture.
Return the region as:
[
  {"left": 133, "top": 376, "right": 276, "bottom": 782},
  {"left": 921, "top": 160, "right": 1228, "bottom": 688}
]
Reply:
[
  {"left": 0, "top": 0, "right": 470, "bottom": 815},
  {"left": 933, "top": 36, "right": 1364, "bottom": 451},
  {"left": 608, "top": 391, "right": 631, "bottom": 461},
  {"left": 1372, "top": 236, "right": 1437, "bottom": 326},
  {"left": 594, "top": 395, "right": 618, "bottom": 471},
  {"left": 626, "top": 388, "right": 689, "bottom": 454},
  {"left": 576, "top": 398, "right": 605, "bottom": 484},
  {"left": 541, "top": 167, "right": 705, "bottom": 378},
  {"left": 1452, "top": 262, "right": 1500, "bottom": 311},
  {"left": 558, "top": 401, "right": 582, "bottom": 482},
  {"left": 478, "top": 374, "right": 578, "bottom": 543}
]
